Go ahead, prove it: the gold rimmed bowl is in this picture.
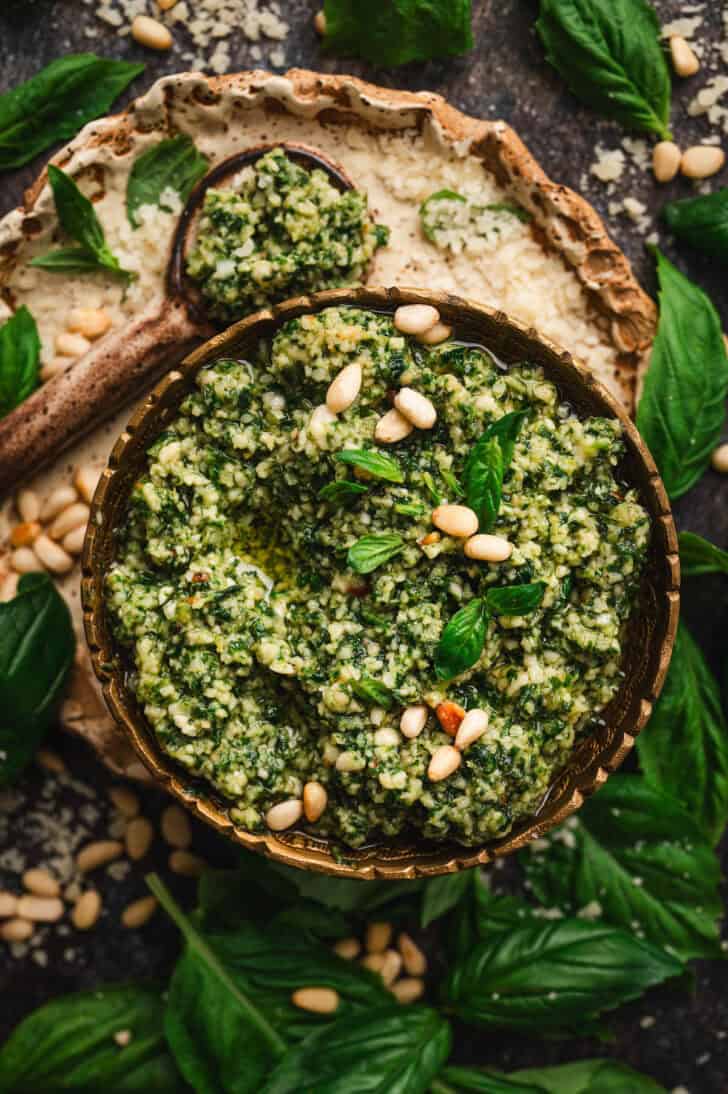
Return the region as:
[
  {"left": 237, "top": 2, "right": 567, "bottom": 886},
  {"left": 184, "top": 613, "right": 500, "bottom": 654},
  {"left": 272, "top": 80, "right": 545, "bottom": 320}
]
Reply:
[{"left": 81, "top": 286, "right": 679, "bottom": 880}]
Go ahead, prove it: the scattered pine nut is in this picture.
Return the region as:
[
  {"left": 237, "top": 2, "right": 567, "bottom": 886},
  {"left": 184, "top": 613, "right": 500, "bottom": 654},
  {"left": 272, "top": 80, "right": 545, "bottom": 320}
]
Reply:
[
  {"left": 711, "top": 444, "right": 728, "bottom": 473},
  {"left": 417, "top": 322, "right": 452, "bottom": 345},
  {"left": 67, "top": 307, "right": 112, "bottom": 341},
  {"left": 428, "top": 744, "right": 462, "bottom": 782},
  {"left": 365, "top": 921, "right": 393, "bottom": 954},
  {"left": 10, "top": 522, "right": 40, "bottom": 548},
  {"left": 40, "top": 485, "right": 78, "bottom": 523},
  {"left": 131, "top": 14, "right": 173, "bottom": 50},
  {"left": 77, "top": 840, "right": 124, "bottom": 873},
  {"left": 309, "top": 403, "right": 338, "bottom": 448},
  {"left": 391, "top": 977, "right": 425, "bottom": 1003},
  {"left": 291, "top": 987, "right": 340, "bottom": 1014},
  {"left": 669, "top": 35, "right": 700, "bottom": 78},
  {"left": 326, "top": 363, "right": 362, "bottom": 415},
  {"left": 71, "top": 890, "right": 102, "bottom": 931},
  {"left": 681, "top": 146, "right": 726, "bottom": 180},
  {"left": 37, "top": 748, "right": 66, "bottom": 775},
  {"left": 62, "top": 525, "right": 86, "bottom": 556},
  {"left": 379, "top": 948, "right": 402, "bottom": 986},
  {"left": 33, "top": 534, "right": 74, "bottom": 575},
  {"left": 16, "top": 895, "right": 64, "bottom": 922},
  {"left": 394, "top": 388, "right": 437, "bottom": 430},
  {"left": 464, "top": 533, "right": 513, "bottom": 562},
  {"left": 49, "top": 502, "right": 89, "bottom": 541},
  {"left": 265, "top": 799, "right": 303, "bottom": 832},
  {"left": 10, "top": 547, "right": 43, "bottom": 574},
  {"left": 455, "top": 708, "right": 489, "bottom": 751},
  {"left": 1, "top": 919, "right": 34, "bottom": 942},
  {"left": 400, "top": 704, "right": 428, "bottom": 739},
  {"left": 125, "top": 816, "right": 154, "bottom": 861},
  {"left": 374, "top": 408, "right": 414, "bottom": 444},
  {"left": 22, "top": 869, "right": 60, "bottom": 899},
  {"left": 121, "top": 896, "right": 158, "bottom": 928},
  {"left": 393, "top": 304, "right": 440, "bottom": 335},
  {"left": 161, "top": 804, "right": 192, "bottom": 849},
  {"left": 16, "top": 488, "right": 40, "bottom": 523},
  {"left": 360, "top": 952, "right": 386, "bottom": 974},
  {"left": 333, "top": 937, "right": 361, "bottom": 960},
  {"left": 55, "top": 331, "right": 91, "bottom": 358},
  {"left": 398, "top": 932, "right": 427, "bottom": 976},
  {"left": 432, "top": 504, "right": 478, "bottom": 538},
  {"left": 313, "top": 9, "right": 326, "bottom": 35},
  {"left": 435, "top": 701, "right": 465, "bottom": 737},
  {"left": 74, "top": 465, "right": 101, "bottom": 504},
  {"left": 652, "top": 141, "right": 681, "bottom": 183},
  {"left": 303, "top": 781, "right": 328, "bottom": 823},
  {"left": 0, "top": 891, "right": 18, "bottom": 918},
  {"left": 169, "top": 850, "right": 207, "bottom": 877}
]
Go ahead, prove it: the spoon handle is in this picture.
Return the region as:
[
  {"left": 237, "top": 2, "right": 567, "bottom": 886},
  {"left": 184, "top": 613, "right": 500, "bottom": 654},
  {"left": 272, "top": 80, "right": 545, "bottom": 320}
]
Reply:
[{"left": 0, "top": 298, "right": 204, "bottom": 498}]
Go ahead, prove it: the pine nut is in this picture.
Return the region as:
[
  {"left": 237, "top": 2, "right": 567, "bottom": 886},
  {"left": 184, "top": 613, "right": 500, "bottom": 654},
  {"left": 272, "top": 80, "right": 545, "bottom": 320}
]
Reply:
[
  {"left": 22, "top": 869, "right": 60, "bottom": 898},
  {"left": 169, "top": 850, "right": 207, "bottom": 877},
  {"left": 291, "top": 987, "right": 340, "bottom": 1014},
  {"left": 417, "top": 322, "right": 452, "bottom": 346},
  {"left": 265, "top": 799, "right": 303, "bottom": 831},
  {"left": 464, "top": 533, "right": 513, "bottom": 562},
  {"left": 366, "top": 921, "right": 393, "bottom": 954},
  {"left": 77, "top": 840, "right": 124, "bottom": 873},
  {"left": 400, "top": 704, "right": 428, "bottom": 739},
  {"left": 62, "top": 525, "right": 86, "bottom": 556},
  {"left": 379, "top": 948, "right": 402, "bottom": 986},
  {"left": 55, "top": 331, "right": 91, "bottom": 358},
  {"left": 419, "top": 531, "right": 440, "bottom": 547},
  {"left": 41, "top": 358, "right": 74, "bottom": 383},
  {"left": 335, "top": 750, "right": 364, "bottom": 773},
  {"left": 398, "top": 932, "right": 427, "bottom": 976},
  {"left": 40, "top": 485, "right": 78, "bottom": 522},
  {"left": 394, "top": 388, "right": 437, "bottom": 430},
  {"left": 681, "top": 146, "right": 726, "bottom": 180},
  {"left": 37, "top": 748, "right": 66, "bottom": 774},
  {"left": 374, "top": 728, "right": 400, "bottom": 748},
  {"left": 652, "top": 141, "right": 681, "bottom": 183},
  {"left": 313, "top": 9, "right": 326, "bottom": 34},
  {"left": 10, "top": 522, "right": 40, "bottom": 547},
  {"left": 0, "top": 891, "right": 18, "bottom": 917},
  {"left": 160, "top": 804, "right": 192, "bottom": 849},
  {"left": 326, "top": 363, "right": 362, "bottom": 414},
  {"left": 436, "top": 700, "right": 465, "bottom": 736},
  {"left": 33, "top": 534, "right": 74, "bottom": 574},
  {"left": 391, "top": 977, "right": 425, "bottom": 1003},
  {"left": 711, "top": 444, "right": 728, "bottom": 473},
  {"left": 393, "top": 304, "right": 440, "bottom": 335},
  {"left": 10, "top": 547, "right": 42, "bottom": 574},
  {"left": 361, "top": 952, "right": 386, "bottom": 974},
  {"left": 125, "top": 816, "right": 154, "bottom": 861},
  {"left": 333, "top": 937, "right": 361, "bottom": 960},
  {"left": 121, "top": 896, "right": 158, "bottom": 928},
  {"left": 455, "top": 708, "right": 489, "bottom": 750},
  {"left": 16, "top": 895, "right": 64, "bottom": 922},
  {"left": 16, "top": 489, "right": 40, "bottom": 522},
  {"left": 74, "top": 465, "right": 101, "bottom": 504},
  {"left": 309, "top": 403, "right": 337, "bottom": 448},
  {"left": 49, "top": 502, "right": 89, "bottom": 541},
  {"left": 131, "top": 14, "right": 173, "bottom": 50},
  {"left": 428, "top": 744, "right": 462, "bottom": 782},
  {"left": 0, "top": 572, "right": 19, "bottom": 602},
  {"left": 432, "top": 504, "right": 478, "bottom": 538},
  {"left": 1, "top": 919, "right": 33, "bottom": 942},
  {"left": 374, "top": 408, "right": 413, "bottom": 444},
  {"left": 303, "top": 781, "right": 328, "bottom": 823},
  {"left": 67, "top": 307, "right": 112, "bottom": 341},
  {"left": 71, "top": 890, "right": 101, "bottom": 930},
  {"left": 670, "top": 35, "right": 700, "bottom": 77}
]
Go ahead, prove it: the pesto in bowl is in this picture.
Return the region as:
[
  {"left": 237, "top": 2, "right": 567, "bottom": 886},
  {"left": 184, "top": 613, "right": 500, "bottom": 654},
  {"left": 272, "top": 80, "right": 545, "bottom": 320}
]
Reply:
[{"left": 106, "top": 306, "right": 649, "bottom": 849}]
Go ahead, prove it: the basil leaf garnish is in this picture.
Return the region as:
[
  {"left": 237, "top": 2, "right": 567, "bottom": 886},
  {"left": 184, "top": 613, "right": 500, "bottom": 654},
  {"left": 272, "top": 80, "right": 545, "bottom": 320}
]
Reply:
[
  {"left": 523, "top": 776, "right": 723, "bottom": 961},
  {"left": 0, "top": 306, "right": 40, "bottom": 418},
  {"left": 318, "top": 480, "right": 368, "bottom": 504},
  {"left": 442, "top": 1059, "right": 666, "bottom": 1093},
  {"left": 350, "top": 677, "right": 395, "bottom": 708},
  {"left": 336, "top": 449, "right": 404, "bottom": 483},
  {"left": 127, "top": 135, "right": 209, "bottom": 228},
  {"left": 637, "top": 622, "right": 728, "bottom": 844},
  {"left": 435, "top": 597, "right": 487, "bottom": 681},
  {"left": 662, "top": 187, "right": 728, "bottom": 260},
  {"left": 31, "top": 165, "right": 134, "bottom": 281},
  {"left": 535, "top": 0, "right": 672, "bottom": 139},
  {"left": 420, "top": 189, "right": 467, "bottom": 242},
  {"left": 463, "top": 410, "right": 527, "bottom": 530},
  {"left": 394, "top": 501, "right": 427, "bottom": 517},
  {"left": 28, "top": 247, "right": 110, "bottom": 274},
  {"left": 442, "top": 918, "right": 682, "bottom": 1033},
  {"left": 321, "top": 0, "right": 474, "bottom": 66},
  {"left": 0, "top": 573, "right": 75, "bottom": 787},
  {"left": 636, "top": 249, "right": 728, "bottom": 500},
  {"left": 421, "top": 872, "right": 473, "bottom": 928},
  {"left": 0, "top": 54, "right": 144, "bottom": 171},
  {"left": 678, "top": 531, "right": 728, "bottom": 577},
  {"left": 485, "top": 582, "right": 545, "bottom": 616},
  {"left": 347, "top": 533, "right": 404, "bottom": 574}
]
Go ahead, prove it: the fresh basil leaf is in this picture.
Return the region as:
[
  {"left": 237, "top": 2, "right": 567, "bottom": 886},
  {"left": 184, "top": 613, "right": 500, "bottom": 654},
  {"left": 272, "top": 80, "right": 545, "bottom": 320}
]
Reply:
[
  {"left": 30, "top": 247, "right": 115, "bottom": 273},
  {"left": 442, "top": 918, "right": 682, "bottom": 1033},
  {"left": 336, "top": 448, "right": 404, "bottom": 483},
  {"left": 421, "top": 871, "right": 473, "bottom": 928},
  {"left": 350, "top": 676, "right": 395, "bottom": 708},
  {"left": 486, "top": 582, "right": 545, "bottom": 617},
  {"left": 0, "top": 305, "right": 40, "bottom": 417},
  {"left": 0, "top": 573, "right": 75, "bottom": 786},
  {"left": 347, "top": 533, "right": 404, "bottom": 574},
  {"left": 322, "top": 0, "right": 474, "bottom": 67},
  {"left": 678, "top": 531, "right": 728, "bottom": 577},
  {"left": 318, "top": 480, "right": 368, "bottom": 504},
  {"left": 636, "top": 249, "right": 728, "bottom": 500},
  {"left": 420, "top": 189, "right": 467, "bottom": 242},
  {"left": 0, "top": 983, "right": 180, "bottom": 1092},
  {"left": 535, "top": 0, "right": 672, "bottom": 139},
  {"left": 127, "top": 135, "right": 209, "bottom": 228},
  {"left": 662, "top": 188, "right": 728, "bottom": 260},
  {"left": 522, "top": 776, "right": 723, "bottom": 961},
  {"left": 261, "top": 1006, "right": 452, "bottom": 1094},
  {"left": 449, "top": 873, "right": 538, "bottom": 961},
  {"left": 437, "top": 1066, "right": 548, "bottom": 1093},
  {"left": 0, "top": 54, "right": 144, "bottom": 171},
  {"left": 509, "top": 1058, "right": 667, "bottom": 1093},
  {"left": 435, "top": 597, "right": 487, "bottom": 681},
  {"left": 464, "top": 410, "right": 528, "bottom": 530},
  {"left": 267, "top": 862, "right": 424, "bottom": 916},
  {"left": 637, "top": 622, "right": 728, "bottom": 844},
  {"left": 394, "top": 501, "right": 427, "bottom": 517}
]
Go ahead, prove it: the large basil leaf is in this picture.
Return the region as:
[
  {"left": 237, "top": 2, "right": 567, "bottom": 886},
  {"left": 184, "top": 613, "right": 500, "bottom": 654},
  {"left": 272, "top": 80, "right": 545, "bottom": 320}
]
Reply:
[
  {"left": 678, "top": 531, "right": 728, "bottom": 577},
  {"left": 662, "top": 188, "right": 728, "bottom": 260},
  {"left": 637, "top": 622, "right": 728, "bottom": 844},
  {"left": 435, "top": 597, "right": 487, "bottom": 680},
  {"left": 463, "top": 410, "right": 527, "bottom": 530},
  {"left": 486, "top": 582, "right": 545, "bottom": 616},
  {"left": 0, "top": 573, "right": 75, "bottom": 786},
  {"left": 522, "top": 776, "right": 723, "bottom": 960},
  {"left": 421, "top": 870, "right": 474, "bottom": 928},
  {"left": 336, "top": 448, "right": 403, "bottom": 483},
  {"left": 347, "top": 533, "right": 404, "bottom": 574},
  {"left": 442, "top": 918, "right": 682, "bottom": 1033},
  {"left": 261, "top": 1006, "right": 452, "bottom": 1093},
  {"left": 127, "top": 135, "right": 208, "bottom": 227},
  {"left": 0, "top": 984, "right": 180, "bottom": 1091},
  {"left": 322, "top": 0, "right": 473, "bottom": 66},
  {"left": 636, "top": 249, "right": 728, "bottom": 500},
  {"left": 436, "top": 1068, "right": 544, "bottom": 1093},
  {"left": 509, "top": 1058, "right": 666, "bottom": 1092},
  {"left": 0, "top": 305, "right": 40, "bottom": 417},
  {"left": 535, "top": 0, "right": 671, "bottom": 138},
  {"left": 0, "top": 54, "right": 143, "bottom": 171}
]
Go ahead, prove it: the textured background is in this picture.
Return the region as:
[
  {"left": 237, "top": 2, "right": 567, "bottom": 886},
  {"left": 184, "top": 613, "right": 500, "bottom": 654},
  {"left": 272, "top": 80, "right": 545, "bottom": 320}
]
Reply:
[{"left": 0, "top": 1, "right": 727, "bottom": 1090}]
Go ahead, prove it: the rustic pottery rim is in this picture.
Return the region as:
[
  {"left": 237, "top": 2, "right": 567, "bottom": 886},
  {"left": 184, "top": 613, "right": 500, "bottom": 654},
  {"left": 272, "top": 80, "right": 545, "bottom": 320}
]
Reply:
[{"left": 81, "top": 286, "right": 680, "bottom": 880}]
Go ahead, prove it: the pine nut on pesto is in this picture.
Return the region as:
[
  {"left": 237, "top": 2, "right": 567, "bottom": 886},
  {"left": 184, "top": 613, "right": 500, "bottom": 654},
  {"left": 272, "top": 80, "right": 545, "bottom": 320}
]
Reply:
[{"left": 106, "top": 306, "right": 650, "bottom": 848}]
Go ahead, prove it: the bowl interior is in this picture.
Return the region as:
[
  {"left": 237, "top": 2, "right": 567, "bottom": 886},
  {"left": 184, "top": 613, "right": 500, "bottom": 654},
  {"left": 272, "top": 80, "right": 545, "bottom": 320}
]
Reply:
[{"left": 81, "top": 286, "right": 679, "bottom": 880}]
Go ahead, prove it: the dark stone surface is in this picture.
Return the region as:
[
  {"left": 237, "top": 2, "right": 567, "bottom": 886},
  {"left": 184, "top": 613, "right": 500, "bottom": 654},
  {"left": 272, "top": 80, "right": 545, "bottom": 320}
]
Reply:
[{"left": 1, "top": 2, "right": 727, "bottom": 1090}]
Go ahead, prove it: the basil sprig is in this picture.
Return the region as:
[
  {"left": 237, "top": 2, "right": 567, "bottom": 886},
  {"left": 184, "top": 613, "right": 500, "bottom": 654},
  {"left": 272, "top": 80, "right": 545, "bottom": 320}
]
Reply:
[
  {"left": 321, "top": 0, "right": 474, "bottom": 67},
  {"left": 31, "top": 165, "right": 134, "bottom": 281},
  {"left": 678, "top": 531, "right": 728, "bottom": 578},
  {"left": 0, "top": 305, "right": 41, "bottom": 418},
  {"left": 535, "top": 0, "right": 672, "bottom": 139},
  {"left": 347, "top": 533, "right": 404, "bottom": 574},
  {"left": 463, "top": 411, "right": 528, "bottom": 530},
  {"left": 662, "top": 188, "right": 728, "bottom": 261},
  {"left": 336, "top": 448, "right": 403, "bottom": 483},
  {"left": 0, "top": 54, "right": 144, "bottom": 171},
  {"left": 435, "top": 583, "right": 545, "bottom": 680},
  {"left": 127, "top": 135, "right": 209, "bottom": 228},
  {"left": 636, "top": 249, "right": 728, "bottom": 500}
]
